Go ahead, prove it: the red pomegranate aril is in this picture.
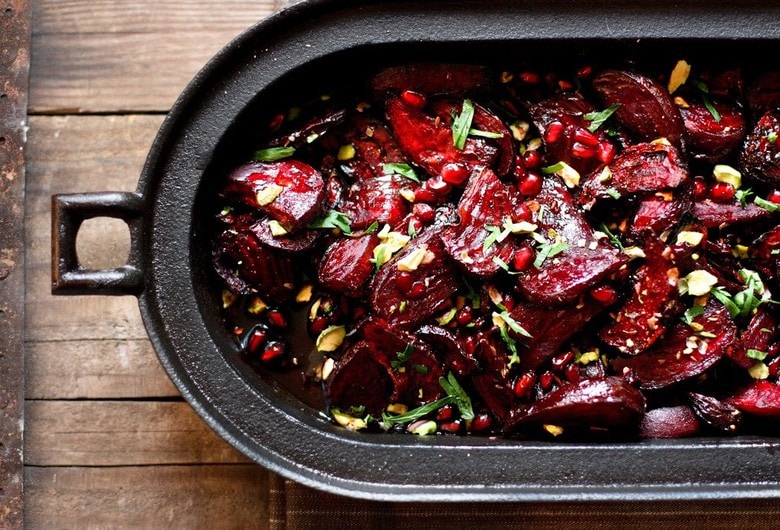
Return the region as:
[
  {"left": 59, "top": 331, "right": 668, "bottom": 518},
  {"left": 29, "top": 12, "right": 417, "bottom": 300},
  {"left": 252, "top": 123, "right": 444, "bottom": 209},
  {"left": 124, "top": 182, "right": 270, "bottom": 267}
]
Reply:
[
  {"left": 564, "top": 363, "right": 581, "bottom": 383},
  {"left": 574, "top": 127, "right": 600, "bottom": 147},
  {"left": 401, "top": 89, "right": 427, "bottom": 109},
  {"left": 515, "top": 202, "right": 533, "bottom": 222},
  {"left": 412, "top": 202, "right": 436, "bottom": 223},
  {"left": 590, "top": 285, "right": 619, "bottom": 305},
  {"left": 519, "top": 71, "right": 540, "bottom": 84},
  {"left": 513, "top": 371, "right": 536, "bottom": 398},
  {"left": 768, "top": 189, "right": 780, "bottom": 204},
  {"left": 260, "top": 341, "right": 287, "bottom": 364},
  {"left": 597, "top": 141, "right": 617, "bottom": 164},
  {"left": 558, "top": 80, "right": 575, "bottom": 91},
  {"left": 571, "top": 141, "right": 597, "bottom": 159},
  {"left": 693, "top": 176, "right": 709, "bottom": 200},
  {"left": 513, "top": 245, "right": 536, "bottom": 271},
  {"left": 501, "top": 296, "right": 515, "bottom": 312},
  {"left": 436, "top": 404, "right": 455, "bottom": 422},
  {"left": 519, "top": 172, "right": 543, "bottom": 196},
  {"left": 309, "top": 316, "right": 328, "bottom": 336},
  {"left": 425, "top": 176, "right": 452, "bottom": 197},
  {"left": 408, "top": 283, "right": 426, "bottom": 299},
  {"left": 268, "top": 113, "right": 285, "bottom": 131},
  {"left": 395, "top": 271, "right": 415, "bottom": 293},
  {"left": 539, "top": 371, "right": 555, "bottom": 391},
  {"left": 455, "top": 305, "right": 473, "bottom": 326},
  {"left": 267, "top": 309, "right": 288, "bottom": 329},
  {"left": 576, "top": 65, "right": 593, "bottom": 79},
  {"left": 551, "top": 351, "right": 575, "bottom": 372},
  {"left": 545, "top": 121, "right": 565, "bottom": 144},
  {"left": 709, "top": 182, "right": 736, "bottom": 203},
  {"left": 470, "top": 411, "right": 493, "bottom": 432},
  {"left": 441, "top": 162, "right": 471, "bottom": 185},
  {"left": 414, "top": 188, "right": 438, "bottom": 203},
  {"left": 522, "top": 149, "right": 542, "bottom": 169},
  {"left": 244, "top": 326, "right": 268, "bottom": 355},
  {"left": 440, "top": 421, "right": 462, "bottom": 434}
]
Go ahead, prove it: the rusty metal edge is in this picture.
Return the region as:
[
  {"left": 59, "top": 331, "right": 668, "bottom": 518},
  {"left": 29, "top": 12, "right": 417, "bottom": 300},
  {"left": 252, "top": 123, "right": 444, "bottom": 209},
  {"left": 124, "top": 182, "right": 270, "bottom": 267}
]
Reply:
[{"left": 0, "top": 0, "right": 30, "bottom": 527}]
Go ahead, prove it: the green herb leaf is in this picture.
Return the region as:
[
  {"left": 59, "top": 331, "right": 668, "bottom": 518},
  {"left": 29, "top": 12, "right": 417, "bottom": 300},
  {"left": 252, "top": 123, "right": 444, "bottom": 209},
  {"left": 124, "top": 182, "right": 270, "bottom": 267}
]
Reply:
[
  {"left": 735, "top": 188, "right": 754, "bottom": 208},
  {"left": 710, "top": 286, "right": 740, "bottom": 318},
  {"left": 533, "top": 241, "right": 570, "bottom": 268},
  {"left": 605, "top": 188, "right": 622, "bottom": 200},
  {"left": 483, "top": 225, "right": 502, "bottom": 251},
  {"left": 694, "top": 81, "right": 722, "bottom": 122},
  {"left": 439, "top": 373, "right": 475, "bottom": 420},
  {"left": 599, "top": 223, "right": 625, "bottom": 251},
  {"left": 381, "top": 396, "right": 454, "bottom": 426},
  {"left": 766, "top": 131, "right": 779, "bottom": 144},
  {"left": 496, "top": 310, "right": 533, "bottom": 338},
  {"left": 412, "top": 364, "right": 429, "bottom": 374},
  {"left": 363, "top": 221, "right": 379, "bottom": 234},
  {"left": 407, "top": 222, "right": 418, "bottom": 238},
  {"left": 253, "top": 146, "right": 296, "bottom": 162},
  {"left": 308, "top": 210, "right": 352, "bottom": 234},
  {"left": 498, "top": 324, "right": 520, "bottom": 367},
  {"left": 390, "top": 344, "right": 415, "bottom": 369},
  {"left": 452, "top": 99, "right": 475, "bottom": 150},
  {"left": 681, "top": 305, "right": 706, "bottom": 325},
  {"left": 747, "top": 349, "right": 768, "bottom": 361},
  {"left": 372, "top": 245, "right": 386, "bottom": 271},
  {"left": 755, "top": 196, "right": 780, "bottom": 212},
  {"left": 541, "top": 162, "right": 565, "bottom": 174},
  {"left": 468, "top": 128, "right": 504, "bottom": 139},
  {"left": 493, "top": 255, "right": 521, "bottom": 275},
  {"left": 583, "top": 104, "right": 620, "bottom": 132},
  {"left": 383, "top": 162, "right": 421, "bottom": 183}
]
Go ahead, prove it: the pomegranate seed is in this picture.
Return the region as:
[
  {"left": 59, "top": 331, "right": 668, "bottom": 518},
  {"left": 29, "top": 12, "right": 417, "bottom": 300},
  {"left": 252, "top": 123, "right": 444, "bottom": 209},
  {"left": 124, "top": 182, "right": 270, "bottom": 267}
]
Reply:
[
  {"left": 539, "top": 371, "right": 554, "bottom": 391},
  {"left": 503, "top": 99, "right": 520, "bottom": 116},
  {"left": 267, "top": 309, "right": 287, "bottom": 329},
  {"left": 268, "top": 113, "right": 285, "bottom": 131},
  {"left": 558, "top": 79, "right": 574, "bottom": 91},
  {"left": 309, "top": 316, "right": 328, "bottom": 336},
  {"left": 522, "top": 149, "right": 542, "bottom": 169},
  {"left": 514, "top": 202, "right": 533, "bottom": 222},
  {"left": 244, "top": 326, "right": 268, "bottom": 355},
  {"left": 455, "top": 305, "right": 473, "bottom": 326},
  {"left": 693, "top": 176, "right": 709, "bottom": 200},
  {"left": 573, "top": 127, "right": 600, "bottom": 147},
  {"left": 414, "top": 188, "right": 438, "bottom": 203},
  {"left": 768, "top": 190, "right": 780, "bottom": 204},
  {"left": 413, "top": 202, "right": 436, "bottom": 223},
  {"left": 564, "top": 363, "right": 581, "bottom": 383},
  {"left": 440, "top": 162, "right": 470, "bottom": 185},
  {"left": 436, "top": 405, "right": 455, "bottom": 422},
  {"left": 571, "top": 141, "right": 597, "bottom": 159},
  {"left": 440, "top": 421, "right": 462, "bottom": 434},
  {"left": 425, "top": 176, "right": 452, "bottom": 197},
  {"left": 512, "top": 245, "right": 536, "bottom": 271},
  {"left": 597, "top": 141, "right": 617, "bottom": 164},
  {"left": 513, "top": 371, "right": 536, "bottom": 398},
  {"left": 590, "top": 285, "right": 619, "bottom": 305},
  {"left": 710, "top": 182, "right": 736, "bottom": 203},
  {"left": 501, "top": 296, "right": 515, "bottom": 312},
  {"left": 519, "top": 71, "right": 540, "bottom": 84},
  {"left": 260, "top": 341, "right": 287, "bottom": 364},
  {"left": 551, "top": 351, "right": 575, "bottom": 372},
  {"left": 395, "top": 271, "right": 415, "bottom": 293},
  {"left": 408, "top": 283, "right": 426, "bottom": 299},
  {"left": 544, "top": 121, "right": 565, "bottom": 144},
  {"left": 576, "top": 65, "right": 593, "bottom": 79},
  {"left": 470, "top": 412, "right": 493, "bottom": 432},
  {"left": 519, "top": 172, "right": 543, "bottom": 196},
  {"left": 401, "top": 89, "right": 427, "bottom": 109},
  {"left": 513, "top": 158, "right": 528, "bottom": 181}
]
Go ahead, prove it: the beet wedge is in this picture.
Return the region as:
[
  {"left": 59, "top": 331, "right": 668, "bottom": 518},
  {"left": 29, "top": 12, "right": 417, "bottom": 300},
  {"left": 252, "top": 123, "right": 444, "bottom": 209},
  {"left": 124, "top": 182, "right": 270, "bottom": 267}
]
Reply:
[
  {"left": 728, "top": 380, "right": 780, "bottom": 419},
  {"left": 340, "top": 174, "right": 412, "bottom": 231},
  {"left": 318, "top": 234, "right": 380, "bottom": 297},
  {"left": 639, "top": 406, "right": 700, "bottom": 439},
  {"left": 688, "top": 392, "right": 743, "bottom": 434},
  {"left": 592, "top": 70, "right": 686, "bottom": 148},
  {"left": 516, "top": 177, "right": 628, "bottom": 306},
  {"left": 506, "top": 377, "right": 646, "bottom": 433},
  {"left": 221, "top": 160, "right": 326, "bottom": 232},
  {"left": 340, "top": 114, "right": 409, "bottom": 181},
  {"left": 680, "top": 100, "right": 746, "bottom": 162},
  {"left": 612, "top": 302, "right": 736, "bottom": 390},
  {"left": 740, "top": 109, "right": 780, "bottom": 187},
  {"left": 629, "top": 186, "right": 693, "bottom": 237},
  {"left": 599, "top": 237, "right": 682, "bottom": 355},
  {"left": 325, "top": 340, "right": 396, "bottom": 415},
  {"left": 693, "top": 197, "right": 773, "bottom": 228}
]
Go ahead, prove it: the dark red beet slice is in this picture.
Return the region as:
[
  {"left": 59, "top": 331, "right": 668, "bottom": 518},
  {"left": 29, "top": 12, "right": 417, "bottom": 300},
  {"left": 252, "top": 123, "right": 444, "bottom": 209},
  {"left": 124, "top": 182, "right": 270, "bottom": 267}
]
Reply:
[
  {"left": 599, "top": 237, "right": 682, "bottom": 355},
  {"left": 751, "top": 225, "right": 780, "bottom": 281},
  {"left": 580, "top": 140, "right": 687, "bottom": 206},
  {"left": 317, "top": 234, "right": 380, "bottom": 297},
  {"left": 469, "top": 102, "right": 515, "bottom": 176},
  {"left": 740, "top": 109, "right": 780, "bottom": 187},
  {"left": 516, "top": 177, "right": 628, "bottom": 306},
  {"left": 249, "top": 217, "right": 319, "bottom": 254},
  {"left": 325, "top": 340, "right": 395, "bottom": 415},
  {"left": 340, "top": 114, "right": 409, "bottom": 180},
  {"left": 370, "top": 63, "right": 492, "bottom": 98},
  {"left": 269, "top": 107, "right": 347, "bottom": 148},
  {"left": 680, "top": 100, "right": 746, "bottom": 162},
  {"left": 213, "top": 226, "right": 297, "bottom": 302},
  {"left": 688, "top": 392, "right": 743, "bottom": 434},
  {"left": 529, "top": 93, "right": 611, "bottom": 177},
  {"left": 629, "top": 187, "right": 693, "bottom": 236},
  {"left": 417, "top": 325, "right": 478, "bottom": 377},
  {"left": 471, "top": 333, "right": 513, "bottom": 423},
  {"left": 693, "top": 198, "right": 773, "bottom": 228},
  {"left": 592, "top": 70, "right": 686, "bottom": 148},
  {"left": 509, "top": 300, "right": 605, "bottom": 370},
  {"left": 385, "top": 95, "right": 498, "bottom": 179},
  {"left": 369, "top": 228, "right": 460, "bottom": 330},
  {"left": 340, "top": 174, "right": 411, "bottom": 231},
  {"left": 728, "top": 310, "right": 776, "bottom": 369},
  {"left": 746, "top": 72, "right": 780, "bottom": 114},
  {"left": 612, "top": 302, "right": 736, "bottom": 390},
  {"left": 506, "top": 377, "right": 646, "bottom": 433},
  {"left": 729, "top": 380, "right": 780, "bottom": 419},
  {"left": 639, "top": 406, "right": 700, "bottom": 439},
  {"left": 222, "top": 160, "right": 326, "bottom": 232},
  {"left": 442, "top": 167, "right": 521, "bottom": 277}
]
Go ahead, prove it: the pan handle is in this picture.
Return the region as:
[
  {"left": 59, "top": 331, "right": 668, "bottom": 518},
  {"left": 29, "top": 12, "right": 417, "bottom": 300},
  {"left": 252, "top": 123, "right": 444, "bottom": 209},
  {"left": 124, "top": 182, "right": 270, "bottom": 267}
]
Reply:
[{"left": 51, "top": 192, "right": 146, "bottom": 296}]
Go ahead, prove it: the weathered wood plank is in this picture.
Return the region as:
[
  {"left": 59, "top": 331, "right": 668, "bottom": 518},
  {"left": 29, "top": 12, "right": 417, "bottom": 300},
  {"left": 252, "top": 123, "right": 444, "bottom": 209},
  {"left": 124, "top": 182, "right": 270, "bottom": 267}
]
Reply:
[
  {"left": 25, "top": 114, "right": 160, "bottom": 342},
  {"left": 25, "top": 400, "right": 250, "bottom": 466},
  {"left": 25, "top": 339, "right": 178, "bottom": 399},
  {"left": 30, "top": 0, "right": 277, "bottom": 113},
  {"left": 25, "top": 465, "right": 270, "bottom": 530}
]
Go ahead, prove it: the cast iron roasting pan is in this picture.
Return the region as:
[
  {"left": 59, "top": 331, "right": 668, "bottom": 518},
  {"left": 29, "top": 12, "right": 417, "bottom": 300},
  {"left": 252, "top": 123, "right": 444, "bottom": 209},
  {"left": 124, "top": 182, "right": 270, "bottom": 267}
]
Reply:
[{"left": 51, "top": 0, "right": 780, "bottom": 501}]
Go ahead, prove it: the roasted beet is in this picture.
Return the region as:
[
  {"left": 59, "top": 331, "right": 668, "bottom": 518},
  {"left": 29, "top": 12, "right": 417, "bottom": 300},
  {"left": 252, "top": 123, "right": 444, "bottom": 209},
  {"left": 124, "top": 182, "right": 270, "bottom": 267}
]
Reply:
[
  {"left": 249, "top": 217, "right": 319, "bottom": 254},
  {"left": 680, "top": 100, "right": 746, "bottom": 162},
  {"left": 612, "top": 302, "right": 736, "bottom": 390},
  {"left": 740, "top": 109, "right": 780, "bottom": 187},
  {"left": 729, "top": 380, "right": 780, "bottom": 419},
  {"left": 340, "top": 174, "right": 411, "bottom": 230},
  {"left": 325, "top": 340, "right": 395, "bottom": 415},
  {"left": 728, "top": 310, "right": 776, "bottom": 369},
  {"left": 317, "top": 234, "right": 380, "bottom": 297},
  {"left": 693, "top": 197, "right": 773, "bottom": 228},
  {"left": 471, "top": 334, "right": 514, "bottom": 423},
  {"left": 269, "top": 107, "right": 347, "bottom": 148},
  {"left": 688, "top": 392, "right": 743, "bottom": 434},
  {"left": 629, "top": 187, "right": 693, "bottom": 236},
  {"left": 417, "top": 325, "right": 478, "bottom": 377},
  {"left": 592, "top": 70, "right": 686, "bottom": 147},
  {"left": 340, "top": 114, "right": 409, "bottom": 180},
  {"left": 221, "top": 160, "right": 326, "bottom": 232},
  {"left": 639, "top": 406, "right": 701, "bottom": 439},
  {"left": 746, "top": 72, "right": 780, "bottom": 114},
  {"left": 506, "top": 377, "right": 646, "bottom": 433}
]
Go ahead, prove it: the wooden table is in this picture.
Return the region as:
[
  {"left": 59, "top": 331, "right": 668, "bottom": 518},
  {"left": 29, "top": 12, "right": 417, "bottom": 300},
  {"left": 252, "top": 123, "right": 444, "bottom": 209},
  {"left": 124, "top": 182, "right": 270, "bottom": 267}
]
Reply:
[{"left": 19, "top": 1, "right": 780, "bottom": 528}]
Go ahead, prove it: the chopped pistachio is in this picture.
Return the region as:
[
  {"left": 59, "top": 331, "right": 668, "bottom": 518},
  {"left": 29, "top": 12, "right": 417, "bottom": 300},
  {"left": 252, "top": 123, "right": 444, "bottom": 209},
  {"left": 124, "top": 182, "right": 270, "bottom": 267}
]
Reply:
[
  {"left": 396, "top": 245, "right": 429, "bottom": 272},
  {"left": 622, "top": 246, "right": 647, "bottom": 260},
  {"left": 247, "top": 296, "right": 268, "bottom": 315},
  {"left": 679, "top": 270, "right": 719, "bottom": 297},
  {"left": 386, "top": 403, "right": 409, "bottom": 415},
  {"left": 320, "top": 357, "right": 335, "bottom": 381},
  {"left": 331, "top": 408, "right": 368, "bottom": 431},
  {"left": 408, "top": 420, "right": 438, "bottom": 435},
  {"left": 543, "top": 424, "right": 564, "bottom": 437},
  {"left": 555, "top": 161, "right": 580, "bottom": 188},
  {"left": 316, "top": 325, "right": 346, "bottom": 352},
  {"left": 673, "top": 96, "right": 690, "bottom": 108},
  {"left": 295, "top": 284, "right": 313, "bottom": 303},
  {"left": 577, "top": 350, "right": 600, "bottom": 365},
  {"left": 400, "top": 188, "right": 416, "bottom": 202},
  {"left": 503, "top": 220, "right": 538, "bottom": 234},
  {"left": 255, "top": 184, "right": 284, "bottom": 206},
  {"left": 748, "top": 362, "right": 770, "bottom": 380},
  {"left": 268, "top": 220, "right": 288, "bottom": 237},
  {"left": 713, "top": 164, "right": 742, "bottom": 189},
  {"left": 526, "top": 137, "right": 543, "bottom": 151},
  {"left": 436, "top": 307, "right": 458, "bottom": 325},
  {"left": 337, "top": 144, "right": 356, "bottom": 161},
  {"left": 667, "top": 59, "right": 692, "bottom": 94},
  {"left": 732, "top": 244, "right": 750, "bottom": 259},
  {"left": 597, "top": 166, "right": 613, "bottom": 183},
  {"left": 510, "top": 121, "right": 530, "bottom": 141},
  {"left": 676, "top": 231, "right": 704, "bottom": 247},
  {"left": 221, "top": 290, "right": 238, "bottom": 309}
]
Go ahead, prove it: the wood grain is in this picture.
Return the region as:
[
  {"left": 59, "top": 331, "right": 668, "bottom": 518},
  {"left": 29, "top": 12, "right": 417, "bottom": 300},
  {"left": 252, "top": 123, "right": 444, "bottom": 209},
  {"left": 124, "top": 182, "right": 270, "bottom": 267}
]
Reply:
[
  {"left": 25, "top": 465, "right": 270, "bottom": 529},
  {"left": 30, "top": 0, "right": 277, "bottom": 113},
  {"left": 25, "top": 400, "right": 249, "bottom": 466}
]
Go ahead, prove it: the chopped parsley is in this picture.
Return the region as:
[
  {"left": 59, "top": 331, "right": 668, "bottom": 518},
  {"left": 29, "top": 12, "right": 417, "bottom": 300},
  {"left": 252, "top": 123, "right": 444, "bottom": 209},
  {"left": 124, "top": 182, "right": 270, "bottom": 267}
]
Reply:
[
  {"left": 483, "top": 224, "right": 511, "bottom": 250},
  {"left": 681, "top": 305, "right": 706, "bottom": 325},
  {"left": 605, "top": 188, "right": 622, "bottom": 200},
  {"left": 363, "top": 221, "right": 379, "bottom": 234},
  {"left": 599, "top": 223, "right": 625, "bottom": 251},
  {"left": 710, "top": 269, "right": 772, "bottom": 319},
  {"left": 541, "top": 162, "right": 565, "bottom": 174},
  {"left": 766, "top": 131, "right": 779, "bottom": 144},
  {"left": 452, "top": 99, "right": 475, "bottom": 150},
  {"left": 253, "top": 146, "right": 296, "bottom": 162},
  {"left": 308, "top": 210, "right": 352, "bottom": 234},
  {"left": 383, "top": 162, "right": 421, "bottom": 183},
  {"left": 583, "top": 104, "right": 620, "bottom": 132},
  {"left": 493, "top": 255, "right": 521, "bottom": 275},
  {"left": 390, "top": 344, "right": 415, "bottom": 369},
  {"left": 495, "top": 310, "right": 533, "bottom": 338},
  {"left": 533, "top": 241, "right": 569, "bottom": 268},
  {"left": 693, "top": 80, "right": 722, "bottom": 122},
  {"left": 735, "top": 188, "right": 754, "bottom": 208},
  {"left": 499, "top": 325, "right": 521, "bottom": 366},
  {"left": 371, "top": 245, "right": 386, "bottom": 271}
]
